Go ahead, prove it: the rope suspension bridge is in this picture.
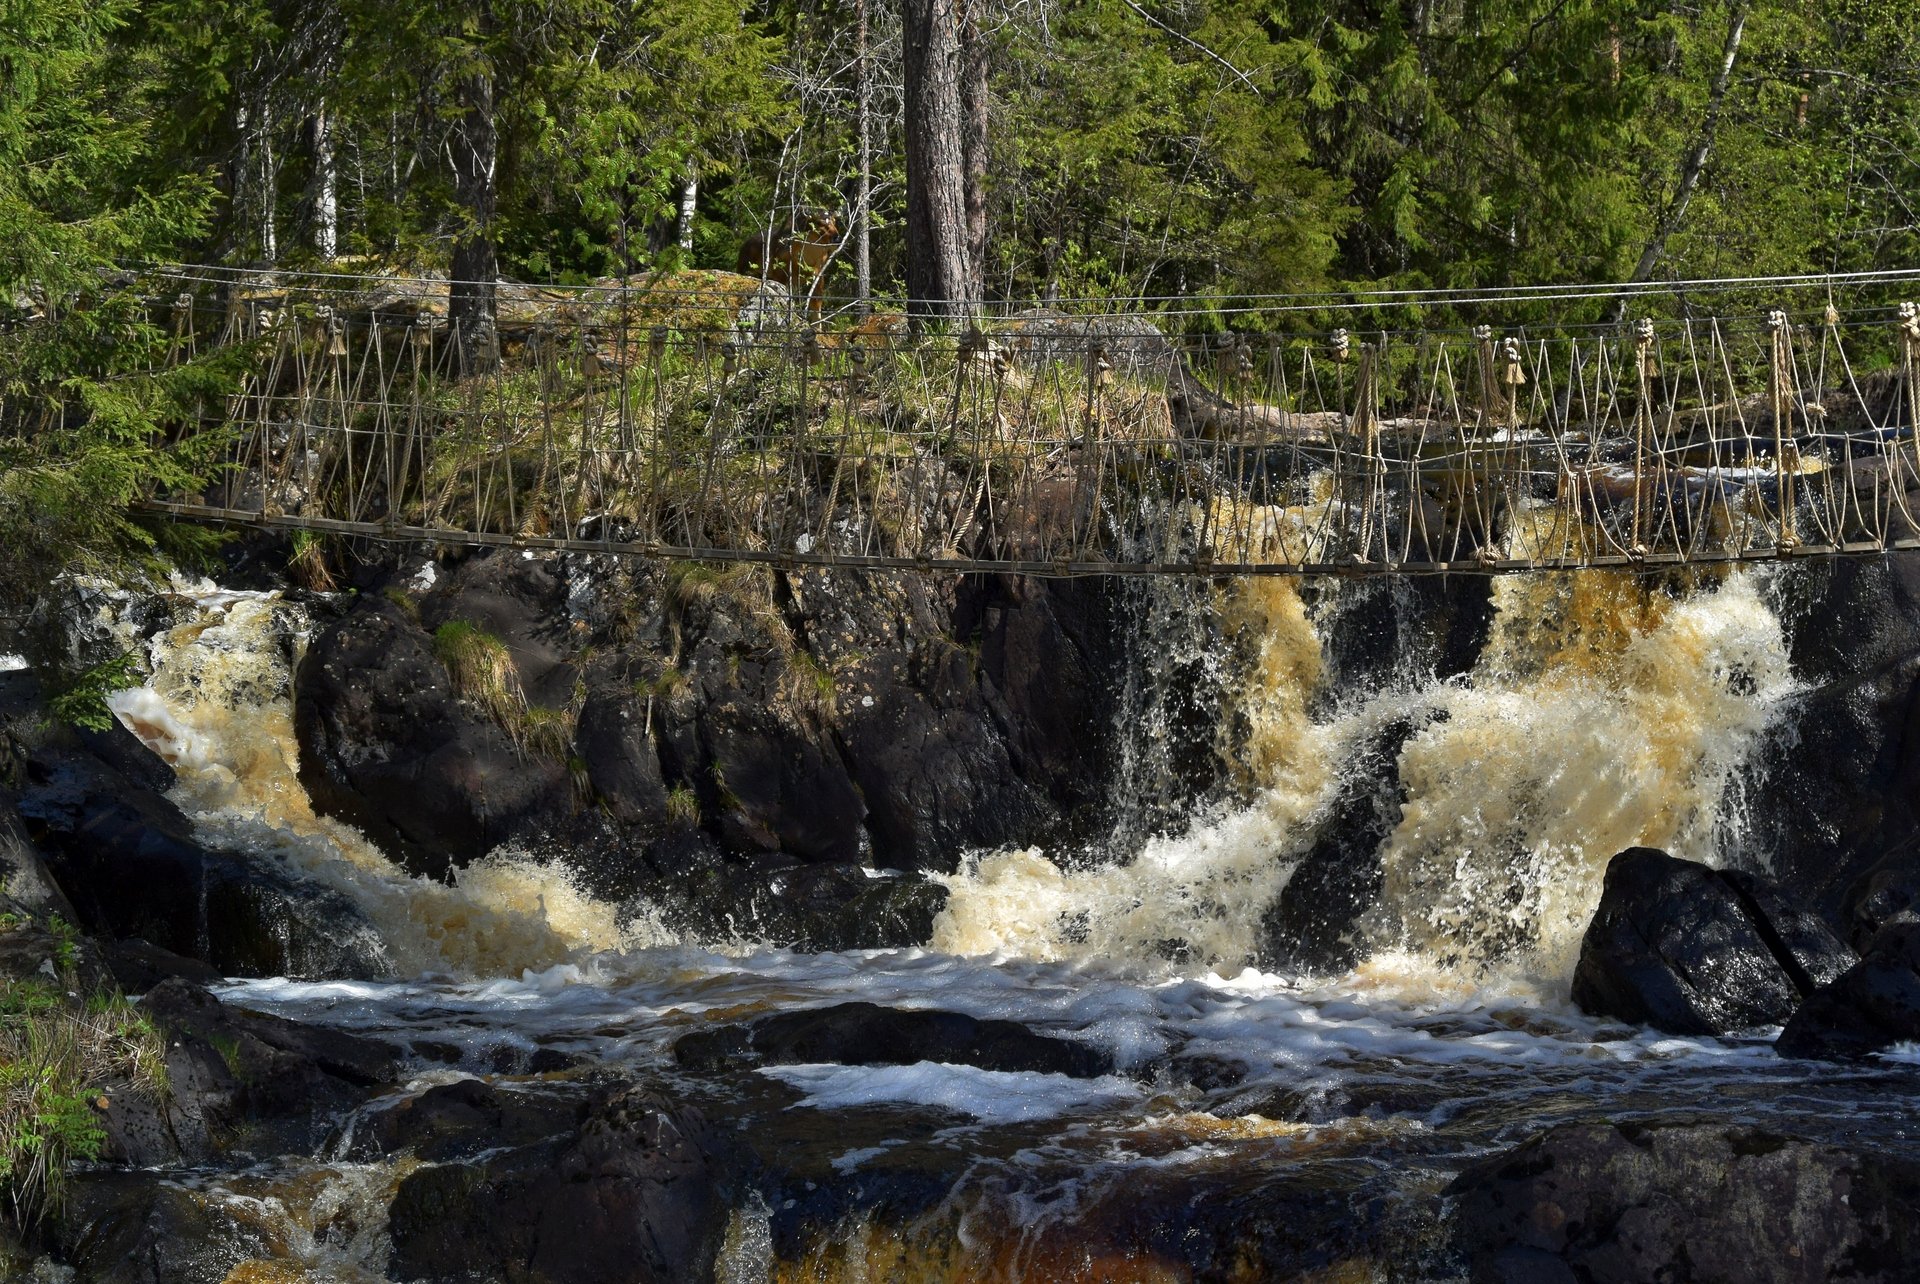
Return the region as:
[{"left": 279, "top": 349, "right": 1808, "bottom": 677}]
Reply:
[{"left": 108, "top": 264, "right": 1920, "bottom": 577}]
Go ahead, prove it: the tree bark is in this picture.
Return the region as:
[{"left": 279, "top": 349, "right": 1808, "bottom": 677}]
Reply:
[
  {"left": 902, "top": 0, "right": 982, "bottom": 320},
  {"left": 854, "top": 0, "right": 872, "bottom": 314},
  {"left": 676, "top": 170, "right": 698, "bottom": 251},
  {"left": 449, "top": 47, "right": 500, "bottom": 375},
  {"left": 309, "top": 104, "right": 338, "bottom": 259},
  {"left": 960, "top": 0, "right": 988, "bottom": 301}
]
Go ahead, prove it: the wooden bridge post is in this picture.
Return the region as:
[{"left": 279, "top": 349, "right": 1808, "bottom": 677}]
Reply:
[
  {"left": 1632, "top": 318, "right": 1655, "bottom": 558},
  {"left": 1769, "top": 309, "right": 1796, "bottom": 549},
  {"left": 1902, "top": 303, "right": 1920, "bottom": 505}
]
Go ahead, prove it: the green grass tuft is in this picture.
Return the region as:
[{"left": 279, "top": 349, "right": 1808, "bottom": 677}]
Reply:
[{"left": 433, "top": 620, "right": 527, "bottom": 738}]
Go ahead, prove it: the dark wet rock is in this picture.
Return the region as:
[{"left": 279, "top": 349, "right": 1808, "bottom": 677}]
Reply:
[
  {"left": 13, "top": 743, "right": 389, "bottom": 979},
  {"left": 1260, "top": 713, "right": 1430, "bottom": 973},
  {"left": 675, "top": 1000, "right": 1114, "bottom": 1078},
  {"left": 74, "top": 719, "right": 177, "bottom": 796},
  {"left": 345, "top": 1077, "right": 582, "bottom": 1162},
  {"left": 833, "top": 639, "right": 1048, "bottom": 869},
  {"left": 1571, "top": 848, "right": 1854, "bottom": 1034},
  {"left": 0, "top": 806, "right": 80, "bottom": 923},
  {"left": 1844, "top": 848, "right": 1920, "bottom": 951},
  {"left": 294, "top": 547, "right": 1119, "bottom": 907},
  {"left": 99, "top": 937, "right": 226, "bottom": 993},
  {"left": 573, "top": 685, "right": 670, "bottom": 825},
  {"left": 140, "top": 977, "right": 396, "bottom": 1148},
  {"left": 386, "top": 1088, "right": 731, "bottom": 1284},
  {"left": 670, "top": 860, "right": 949, "bottom": 951},
  {"left": 1448, "top": 1120, "right": 1920, "bottom": 1284},
  {"left": 294, "top": 594, "right": 567, "bottom": 879},
  {"left": 47, "top": 1172, "right": 255, "bottom": 1284},
  {"left": 1309, "top": 575, "right": 1495, "bottom": 694},
  {"left": 1759, "top": 556, "right": 1920, "bottom": 925},
  {"left": 1777, "top": 920, "right": 1920, "bottom": 1060}
]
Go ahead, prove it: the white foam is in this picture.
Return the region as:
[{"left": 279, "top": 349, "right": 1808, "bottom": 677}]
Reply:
[
  {"left": 761, "top": 1061, "right": 1144, "bottom": 1124},
  {"left": 0, "top": 654, "right": 26, "bottom": 673}
]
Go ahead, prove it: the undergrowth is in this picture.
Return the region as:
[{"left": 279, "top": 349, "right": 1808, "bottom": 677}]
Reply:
[
  {"left": 433, "top": 620, "right": 583, "bottom": 763},
  {"left": 0, "top": 975, "right": 167, "bottom": 1229}
]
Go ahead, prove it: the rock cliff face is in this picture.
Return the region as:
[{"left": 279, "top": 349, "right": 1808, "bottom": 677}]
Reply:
[
  {"left": 1762, "top": 557, "right": 1920, "bottom": 931},
  {"left": 293, "top": 548, "right": 1122, "bottom": 923}
]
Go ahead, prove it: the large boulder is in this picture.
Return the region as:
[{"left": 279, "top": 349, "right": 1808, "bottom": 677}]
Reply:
[
  {"left": 1777, "top": 920, "right": 1920, "bottom": 1060},
  {"left": 386, "top": 1088, "right": 731, "bottom": 1284},
  {"left": 294, "top": 594, "right": 568, "bottom": 877},
  {"left": 294, "top": 548, "right": 1121, "bottom": 904},
  {"left": 1571, "top": 848, "right": 1854, "bottom": 1034},
  {"left": 1757, "top": 556, "right": 1920, "bottom": 926},
  {"left": 13, "top": 742, "right": 389, "bottom": 979},
  {"left": 1448, "top": 1120, "right": 1920, "bottom": 1284}
]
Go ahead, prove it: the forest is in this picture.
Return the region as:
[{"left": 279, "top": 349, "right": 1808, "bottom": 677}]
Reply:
[
  {"left": 1, "top": 0, "right": 1918, "bottom": 596},
  {"left": 5, "top": 0, "right": 1917, "bottom": 316}
]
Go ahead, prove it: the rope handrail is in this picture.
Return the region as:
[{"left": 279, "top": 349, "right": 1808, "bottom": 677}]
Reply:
[{"left": 68, "top": 272, "right": 1920, "bottom": 578}]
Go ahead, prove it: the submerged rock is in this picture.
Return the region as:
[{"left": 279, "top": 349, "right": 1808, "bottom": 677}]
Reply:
[
  {"left": 386, "top": 1088, "right": 731, "bottom": 1284},
  {"left": 1571, "top": 848, "right": 1854, "bottom": 1035},
  {"left": 1777, "top": 920, "right": 1920, "bottom": 1060},
  {"left": 1448, "top": 1120, "right": 1920, "bottom": 1283},
  {"left": 345, "top": 1077, "right": 582, "bottom": 1162},
  {"left": 668, "top": 859, "right": 949, "bottom": 951},
  {"left": 674, "top": 1000, "right": 1114, "bottom": 1078}
]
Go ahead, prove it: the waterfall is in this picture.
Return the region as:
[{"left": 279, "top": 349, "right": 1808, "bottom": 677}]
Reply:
[
  {"left": 104, "top": 578, "right": 666, "bottom": 978},
  {"left": 935, "top": 565, "right": 1796, "bottom": 994}
]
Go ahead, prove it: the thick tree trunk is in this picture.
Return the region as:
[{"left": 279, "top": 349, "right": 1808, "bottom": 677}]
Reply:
[
  {"left": 902, "top": 0, "right": 982, "bottom": 320},
  {"left": 960, "top": 4, "right": 988, "bottom": 301},
  {"left": 449, "top": 57, "right": 500, "bottom": 375}
]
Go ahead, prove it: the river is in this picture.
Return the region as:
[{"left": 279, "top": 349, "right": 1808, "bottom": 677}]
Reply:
[{"left": 76, "top": 558, "right": 1920, "bottom": 1282}]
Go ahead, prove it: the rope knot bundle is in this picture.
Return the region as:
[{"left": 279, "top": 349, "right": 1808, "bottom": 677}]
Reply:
[{"left": 1501, "top": 336, "right": 1526, "bottom": 386}]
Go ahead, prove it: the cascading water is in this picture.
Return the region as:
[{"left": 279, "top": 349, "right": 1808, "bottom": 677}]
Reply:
[
  {"left": 937, "top": 546, "right": 1795, "bottom": 996},
  {"left": 102, "top": 578, "right": 665, "bottom": 979},
  {"left": 53, "top": 555, "right": 1907, "bottom": 1284}
]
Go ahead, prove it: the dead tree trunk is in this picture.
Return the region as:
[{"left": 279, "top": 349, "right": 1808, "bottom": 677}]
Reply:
[
  {"left": 1622, "top": 2, "right": 1749, "bottom": 295},
  {"left": 854, "top": 0, "right": 872, "bottom": 314},
  {"left": 449, "top": 37, "right": 500, "bottom": 375},
  {"left": 902, "top": 0, "right": 984, "bottom": 321}
]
